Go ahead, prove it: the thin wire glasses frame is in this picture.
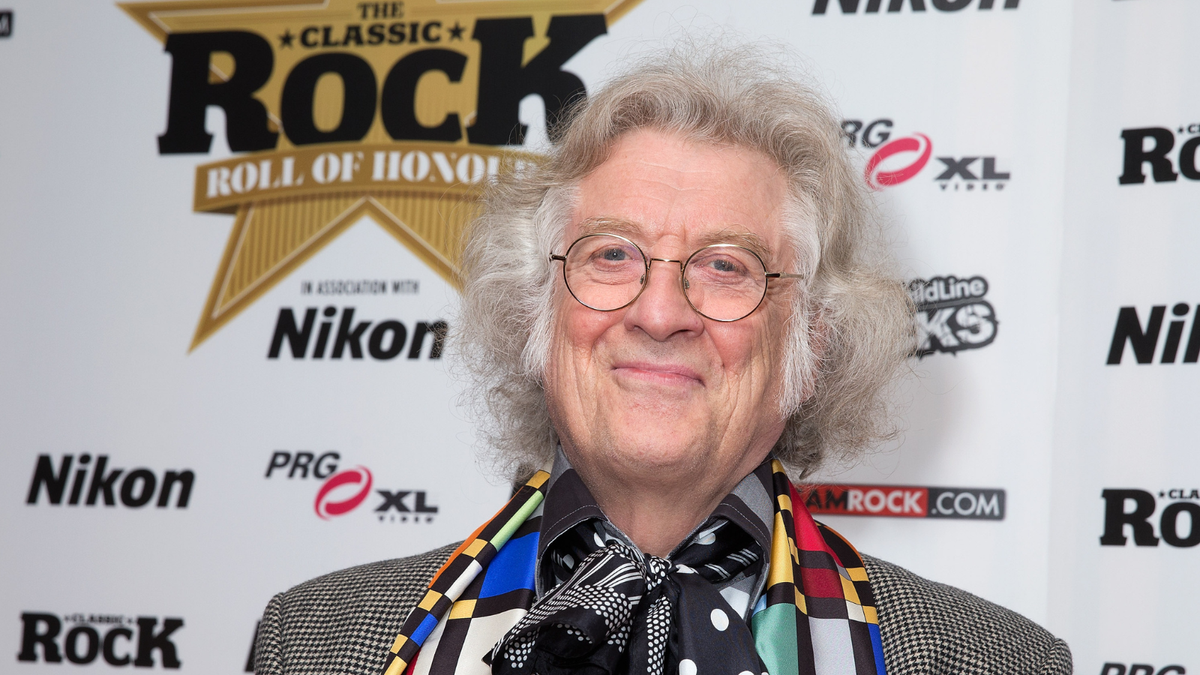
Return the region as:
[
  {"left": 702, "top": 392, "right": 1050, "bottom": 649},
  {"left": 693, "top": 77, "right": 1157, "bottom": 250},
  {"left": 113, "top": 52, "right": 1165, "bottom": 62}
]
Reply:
[{"left": 550, "top": 232, "right": 805, "bottom": 322}]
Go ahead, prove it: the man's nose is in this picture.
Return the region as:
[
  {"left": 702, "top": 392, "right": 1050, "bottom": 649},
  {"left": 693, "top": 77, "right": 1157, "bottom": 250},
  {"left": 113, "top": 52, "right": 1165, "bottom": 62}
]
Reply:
[{"left": 622, "top": 258, "right": 704, "bottom": 340}]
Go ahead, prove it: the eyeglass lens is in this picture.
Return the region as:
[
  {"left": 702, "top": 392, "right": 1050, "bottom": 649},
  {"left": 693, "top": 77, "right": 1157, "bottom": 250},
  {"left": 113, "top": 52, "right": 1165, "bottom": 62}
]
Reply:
[{"left": 562, "top": 234, "right": 768, "bottom": 321}]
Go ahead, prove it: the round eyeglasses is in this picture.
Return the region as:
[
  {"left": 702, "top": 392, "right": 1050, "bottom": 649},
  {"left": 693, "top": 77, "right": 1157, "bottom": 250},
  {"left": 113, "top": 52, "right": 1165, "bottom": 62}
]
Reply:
[{"left": 550, "top": 233, "right": 804, "bottom": 322}]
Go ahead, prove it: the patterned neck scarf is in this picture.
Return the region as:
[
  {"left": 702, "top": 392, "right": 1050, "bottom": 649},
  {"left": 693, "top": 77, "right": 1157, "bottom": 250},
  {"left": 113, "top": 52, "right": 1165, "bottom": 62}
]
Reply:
[
  {"left": 535, "top": 451, "right": 773, "bottom": 622},
  {"left": 380, "top": 460, "right": 887, "bottom": 675},
  {"left": 489, "top": 530, "right": 764, "bottom": 675}
]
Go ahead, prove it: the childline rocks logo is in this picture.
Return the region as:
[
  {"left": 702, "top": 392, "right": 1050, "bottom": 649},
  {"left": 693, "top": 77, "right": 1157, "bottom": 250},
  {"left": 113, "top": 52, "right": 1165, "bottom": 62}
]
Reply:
[
  {"left": 803, "top": 484, "right": 1005, "bottom": 520},
  {"left": 845, "top": 119, "right": 1010, "bottom": 191},
  {"left": 909, "top": 275, "right": 998, "bottom": 357},
  {"left": 814, "top": 0, "right": 1018, "bottom": 15},
  {"left": 268, "top": 306, "right": 447, "bottom": 360},
  {"left": 264, "top": 450, "right": 439, "bottom": 522},
  {"left": 1100, "top": 488, "right": 1199, "bottom": 548},
  {"left": 1107, "top": 303, "right": 1200, "bottom": 364},
  {"left": 18, "top": 612, "right": 183, "bottom": 668},
  {"left": 1119, "top": 124, "right": 1200, "bottom": 185},
  {"left": 26, "top": 455, "right": 194, "bottom": 509},
  {"left": 119, "top": 0, "right": 642, "bottom": 351}
]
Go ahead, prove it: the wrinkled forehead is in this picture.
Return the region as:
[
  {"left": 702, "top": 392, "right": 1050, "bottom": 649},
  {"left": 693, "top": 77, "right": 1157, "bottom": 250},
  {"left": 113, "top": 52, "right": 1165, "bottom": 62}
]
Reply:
[{"left": 565, "top": 130, "right": 795, "bottom": 264}]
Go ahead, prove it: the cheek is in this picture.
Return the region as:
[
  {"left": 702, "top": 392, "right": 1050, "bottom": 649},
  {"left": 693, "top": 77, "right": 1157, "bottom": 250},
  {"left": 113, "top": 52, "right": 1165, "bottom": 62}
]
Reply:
[
  {"left": 548, "top": 300, "right": 616, "bottom": 381},
  {"left": 568, "top": 299, "right": 624, "bottom": 349},
  {"left": 712, "top": 322, "right": 784, "bottom": 394}
]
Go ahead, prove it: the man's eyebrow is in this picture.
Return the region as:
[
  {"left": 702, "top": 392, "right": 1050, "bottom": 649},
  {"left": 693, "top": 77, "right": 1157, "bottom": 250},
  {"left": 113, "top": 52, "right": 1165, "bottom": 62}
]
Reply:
[
  {"left": 572, "top": 218, "right": 774, "bottom": 261},
  {"left": 575, "top": 216, "right": 643, "bottom": 238},
  {"left": 696, "top": 229, "right": 772, "bottom": 261}
]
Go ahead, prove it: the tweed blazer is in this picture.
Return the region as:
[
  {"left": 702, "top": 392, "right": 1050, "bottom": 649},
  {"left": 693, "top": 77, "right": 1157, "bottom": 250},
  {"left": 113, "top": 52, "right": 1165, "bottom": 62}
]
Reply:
[{"left": 254, "top": 544, "right": 1072, "bottom": 675}]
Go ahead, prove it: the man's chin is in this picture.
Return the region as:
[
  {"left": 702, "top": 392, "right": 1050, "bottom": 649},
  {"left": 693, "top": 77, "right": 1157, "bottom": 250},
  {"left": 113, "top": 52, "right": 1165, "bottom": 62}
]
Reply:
[
  {"left": 596, "top": 427, "right": 712, "bottom": 472},
  {"left": 609, "top": 388, "right": 706, "bottom": 420}
]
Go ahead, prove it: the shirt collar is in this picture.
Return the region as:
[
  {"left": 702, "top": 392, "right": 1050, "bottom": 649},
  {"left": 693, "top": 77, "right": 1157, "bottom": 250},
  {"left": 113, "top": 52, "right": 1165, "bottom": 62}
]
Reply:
[{"left": 535, "top": 447, "right": 776, "bottom": 599}]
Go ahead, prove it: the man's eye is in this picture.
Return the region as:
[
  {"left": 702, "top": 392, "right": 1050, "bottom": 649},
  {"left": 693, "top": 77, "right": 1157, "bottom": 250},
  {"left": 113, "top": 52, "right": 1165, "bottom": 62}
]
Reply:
[
  {"left": 702, "top": 257, "right": 744, "bottom": 274},
  {"left": 599, "top": 248, "right": 629, "bottom": 261}
]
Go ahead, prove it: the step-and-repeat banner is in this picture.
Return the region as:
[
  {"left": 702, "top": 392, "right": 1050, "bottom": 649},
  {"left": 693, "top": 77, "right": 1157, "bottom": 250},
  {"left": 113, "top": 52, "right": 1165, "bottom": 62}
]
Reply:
[{"left": 1, "top": 1, "right": 1195, "bottom": 673}]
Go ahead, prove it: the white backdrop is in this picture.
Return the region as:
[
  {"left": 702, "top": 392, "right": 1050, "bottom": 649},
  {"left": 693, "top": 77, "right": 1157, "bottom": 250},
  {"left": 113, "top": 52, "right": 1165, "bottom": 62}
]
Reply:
[
  {"left": 1049, "top": 1, "right": 1200, "bottom": 672},
  {"left": 0, "top": 1, "right": 1194, "bottom": 673}
]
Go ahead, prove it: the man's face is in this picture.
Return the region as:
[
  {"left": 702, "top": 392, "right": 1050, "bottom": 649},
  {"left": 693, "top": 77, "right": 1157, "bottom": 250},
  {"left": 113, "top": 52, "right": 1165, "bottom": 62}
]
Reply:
[{"left": 545, "top": 129, "right": 796, "bottom": 497}]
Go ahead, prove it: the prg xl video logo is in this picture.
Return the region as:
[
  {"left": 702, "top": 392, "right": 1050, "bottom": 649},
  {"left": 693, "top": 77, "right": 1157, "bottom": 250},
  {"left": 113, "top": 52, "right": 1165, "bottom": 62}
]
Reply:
[
  {"left": 844, "top": 118, "right": 1010, "bottom": 191},
  {"left": 265, "top": 450, "right": 438, "bottom": 522}
]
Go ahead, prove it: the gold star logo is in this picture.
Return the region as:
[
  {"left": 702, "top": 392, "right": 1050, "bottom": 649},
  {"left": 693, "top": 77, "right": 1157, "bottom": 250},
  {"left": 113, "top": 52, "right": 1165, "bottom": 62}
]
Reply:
[{"left": 120, "top": 0, "right": 642, "bottom": 350}]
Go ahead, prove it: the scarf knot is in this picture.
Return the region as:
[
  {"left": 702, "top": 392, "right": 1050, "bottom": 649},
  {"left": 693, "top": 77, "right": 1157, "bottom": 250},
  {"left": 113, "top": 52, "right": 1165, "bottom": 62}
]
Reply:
[{"left": 491, "top": 532, "right": 758, "bottom": 675}]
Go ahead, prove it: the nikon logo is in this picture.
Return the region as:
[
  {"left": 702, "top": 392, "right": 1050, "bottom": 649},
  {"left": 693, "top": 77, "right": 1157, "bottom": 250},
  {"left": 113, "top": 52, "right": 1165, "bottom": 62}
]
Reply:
[
  {"left": 267, "top": 307, "right": 446, "bottom": 360},
  {"left": 1106, "top": 303, "right": 1200, "bottom": 365},
  {"left": 26, "top": 455, "right": 194, "bottom": 509},
  {"left": 814, "top": 0, "right": 1018, "bottom": 14}
]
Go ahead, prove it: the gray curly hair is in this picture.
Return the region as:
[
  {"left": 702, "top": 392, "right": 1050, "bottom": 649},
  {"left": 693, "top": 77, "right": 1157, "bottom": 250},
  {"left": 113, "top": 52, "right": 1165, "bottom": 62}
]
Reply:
[{"left": 456, "top": 46, "right": 914, "bottom": 481}]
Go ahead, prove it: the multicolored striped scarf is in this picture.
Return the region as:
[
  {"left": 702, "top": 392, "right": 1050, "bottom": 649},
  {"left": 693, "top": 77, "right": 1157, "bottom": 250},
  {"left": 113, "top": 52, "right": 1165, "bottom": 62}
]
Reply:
[{"left": 380, "top": 460, "right": 886, "bottom": 675}]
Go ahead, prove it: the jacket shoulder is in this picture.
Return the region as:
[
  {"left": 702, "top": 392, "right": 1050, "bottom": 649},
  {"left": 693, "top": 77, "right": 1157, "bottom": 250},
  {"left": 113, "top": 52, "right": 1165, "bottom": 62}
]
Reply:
[
  {"left": 255, "top": 542, "right": 459, "bottom": 675},
  {"left": 862, "top": 554, "right": 1072, "bottom": 675}
]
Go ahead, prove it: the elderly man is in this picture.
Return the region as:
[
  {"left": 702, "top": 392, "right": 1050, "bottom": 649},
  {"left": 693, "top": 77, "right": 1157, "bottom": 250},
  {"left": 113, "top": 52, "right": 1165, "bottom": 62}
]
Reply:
[{"left": 254, "top": 50, "right": 1071, "bottom": 675}]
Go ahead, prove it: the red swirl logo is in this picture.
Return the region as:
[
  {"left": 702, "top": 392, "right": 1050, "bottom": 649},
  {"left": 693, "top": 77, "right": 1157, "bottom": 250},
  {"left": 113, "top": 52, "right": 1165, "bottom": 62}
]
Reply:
[
  {"left": 314, "top": 466, "right": 373, "bottom": 519},
  {"left": 864, "top": 133, "right": 933, "bottom": 190}
]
